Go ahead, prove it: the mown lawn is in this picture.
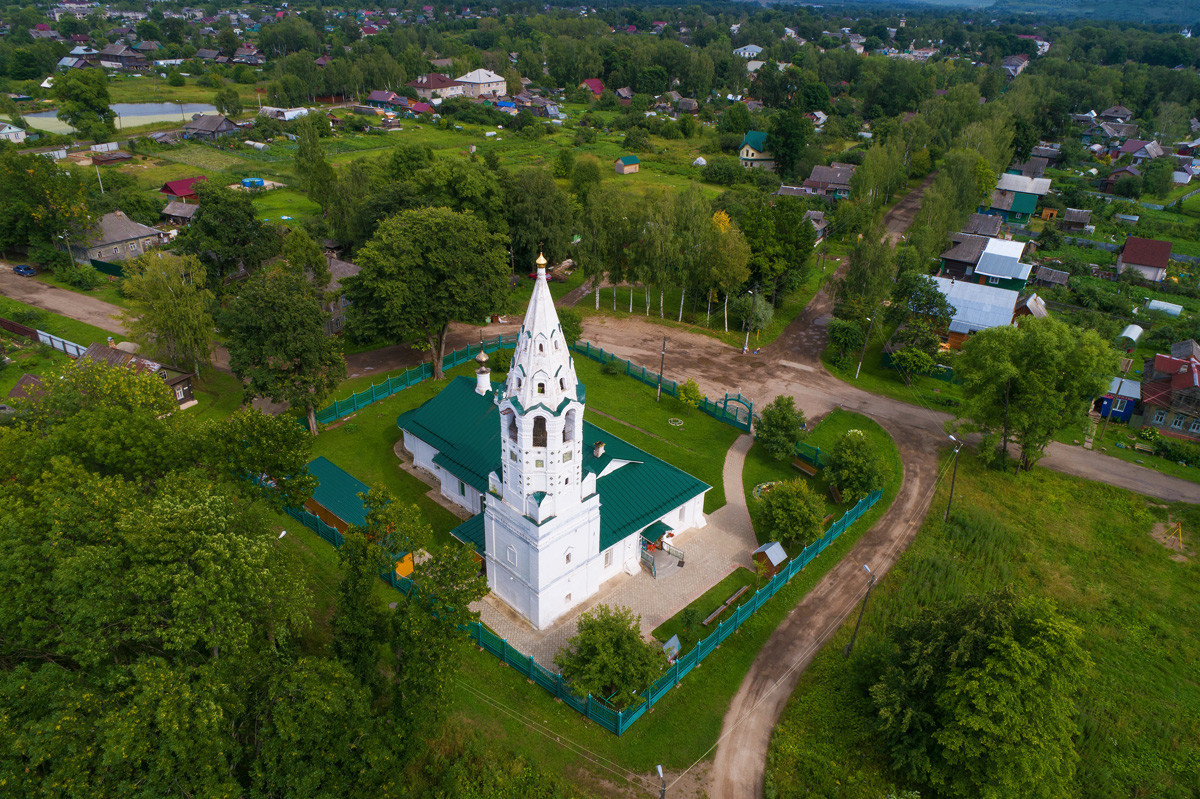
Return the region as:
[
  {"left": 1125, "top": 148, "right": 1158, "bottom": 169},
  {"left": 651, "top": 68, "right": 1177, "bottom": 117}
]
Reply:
[
  {"left": 0, "top": 295, "right": 126, "bottom": 343},
  {"left": 764, "top": 453, "right": 1200, "bottom": 799},
  {"left": 821, "top": 323, "right": 964, "bottom": 414},
  {"left": 650, "top": 567, "right": 759, "bottom": 649}
]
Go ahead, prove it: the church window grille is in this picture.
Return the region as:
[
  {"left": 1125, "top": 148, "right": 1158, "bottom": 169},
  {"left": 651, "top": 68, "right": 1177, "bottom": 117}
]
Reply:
[
  {"left": 563, "top": 450, "right": 572, "bottom": 462},
  {"left": 559, "top": 378, "right": 565, "bottom": 390},
  {"left": 507, "top": 413, "right": 517, "bottom": 442},
  {"left": 539, "top": 343, "right": 544, "bottom": 353},
  {"left": 532, "top": 416, "right": 547, "bottom": 446},
  {"left": 565, "top": 593, "right": 572, "bottom": 603},
  {"left": 565, "top": 549, "right": 572, "bottom": 564}
]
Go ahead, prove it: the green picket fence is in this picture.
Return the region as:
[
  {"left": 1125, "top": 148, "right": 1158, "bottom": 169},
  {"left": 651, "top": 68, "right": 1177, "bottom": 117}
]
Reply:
[
  {"left": 570, "top": 341, "right": 755, "bottom": 432},
  {"left": 795, "top": 441, "right": 826, "bottom": 467},
  {"left": 312, "top": 334, "right": 518, "bottom": 426},
  {"left": 90, "top": 258, "right": 124, "bottom": 278},
  {"left": 467, "top": 489, "right": 882, "bottom": 736},
  {"left": 284, "top": 505, "right": 415, "bottom": 595}
]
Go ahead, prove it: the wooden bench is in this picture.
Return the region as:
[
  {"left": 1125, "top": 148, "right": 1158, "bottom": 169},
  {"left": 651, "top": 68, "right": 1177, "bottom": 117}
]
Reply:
[
  {"left": 702, "top": 585, "right": 751, "bottom": 626},
  {"left": 792, "top": 458, "right": 819, "bottom": 477},
  {"left": 1133, "top": 442, "right": 1155, "bottom": 454}
]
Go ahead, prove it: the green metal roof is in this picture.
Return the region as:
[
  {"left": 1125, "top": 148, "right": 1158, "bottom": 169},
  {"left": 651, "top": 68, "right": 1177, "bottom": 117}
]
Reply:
[
  {"left": 306, "top": 456, "right": 370, "bottom": 527},
  {"left": 618, "top": 155, "right": 640, "bottom": 165},
  {"left": 398, "top": 377, "right": 710, "bottom": 556},
  {"left": 741, "top": 131, "right": 768, "bottom": 152},
  {"left": 1009, "top": 191, "right": 1038, "bottom": 215},
  {"left": 641, "top": 520, "right": 671, "bottom": 543},
  {"left": 450, "top": 513, "right": 485, "bottom": 555}
]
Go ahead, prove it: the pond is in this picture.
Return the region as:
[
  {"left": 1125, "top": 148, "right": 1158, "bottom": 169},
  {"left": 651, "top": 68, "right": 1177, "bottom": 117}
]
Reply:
[{"left": 21, "top": 102, "right": 218, "bottom": 134}]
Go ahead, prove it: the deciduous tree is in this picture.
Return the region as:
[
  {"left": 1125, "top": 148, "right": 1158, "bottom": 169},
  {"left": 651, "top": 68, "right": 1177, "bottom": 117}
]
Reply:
[
  {"left": 344, "top": 207, "right": 509, "bottom": 379},
  {"left": 555, "top": 605, "right": 667, "bottom": 708},
  {"left": 52, "top": 68, "right": 116, "bottom": 141},
  {"left": 220, "top": 266, "right": 346, "bottom": 434},
  {"left": 755, "top": 395, "right": 807, "bottom": 461},
  {"left": 121, "top": 253, "right": 216, "bottom": 374},
  {"left": 759, "top": 478, "right": 824, "bottom": 550},
  {"left": 826, "top": 429, "right": 890, "bottom": 502}
]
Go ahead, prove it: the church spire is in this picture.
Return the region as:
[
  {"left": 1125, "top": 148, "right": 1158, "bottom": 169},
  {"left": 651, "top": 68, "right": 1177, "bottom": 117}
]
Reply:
[{"left": 505, "top": 252, "right": 579, "bottom": 410}]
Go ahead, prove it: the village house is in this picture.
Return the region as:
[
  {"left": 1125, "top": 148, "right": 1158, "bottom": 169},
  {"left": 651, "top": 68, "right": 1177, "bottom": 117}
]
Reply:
[
  {"left": 1140, "top": 340, "right": 1200, "bottom": 440},
  {"left": 1060, "top": 208, "right": 1092, "bottom": 232},
  {"left": 96, "top": 43, "right": 146, "bottom": 70},
  {"left": 1104, "top": 165, "right": 1141, "bottom": 194},
  {"left": 979, "top": 173, "right": 1051, "bottom": 224},
  {"left": 961, "top": 212, "right": 1003, "bottom": 238},
  {"left": 407, "top": 72, "right": 464, "bottom": 99},
  {"left": 803, "top": 210, "right": 829, "bottom": 242},
  {"left": 0, "top": 122, "right": 26, "bottom": 144},
  {"left": 81, "top": 342, "right": 195, "bottom": 408},
  {"left": 456, "top": 68, "right": 506, "bottom": 97},
  {"left": 927, "top": 275, "right": 1021, "bottom": 349},
  {"left": 324, "top": 255, "right": 360, "bottom": 335},
  {"left": 738, "top": 131, "right": 774, "bottom": 171},
  {"left": 1118, "top": 139, "right": 1165, "bottom": 164},
  {"left": 71, "top": 211, "right": 166, "bottom": 264},
  {"left": 578, "top": 78, "right": 605, "bottom": 98},
  {"left": 183, "top": 114, "right": 237, "bottom": 140},
  {"left": 161, "top": 201, "right": 198, "bottom": 226},
  {"left": 1116, "top": 236, "right": 1172, "bottom": 282},
  {"left": 159, "top": 177, "right": 206, "bottom": 202},
  {"left": 1095, "top": 376, "right": 1141, "bottom": 423},
  {"left": 1099, "top": 105, "right": 1134, "bottom": 123},
  {"left": 365, "top": 89, "right": 406, "bottom": 110},
  {"left": 1033, "top": 266, "right": 1070, "bottom": 289},
  {"left": 1081, "top": 120, "right": 1139, "bottom": 144},
  {"left": 801, "top": 162, "right": 856, "bottom": 198},
  {"left": 733, "top": 43, "right": 764, "bottom": 58}
]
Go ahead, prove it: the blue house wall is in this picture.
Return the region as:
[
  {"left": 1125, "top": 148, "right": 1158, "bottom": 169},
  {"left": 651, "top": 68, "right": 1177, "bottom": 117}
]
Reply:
[{"left": 1098, "top": 395, "right": 1135, "bottom": 422}]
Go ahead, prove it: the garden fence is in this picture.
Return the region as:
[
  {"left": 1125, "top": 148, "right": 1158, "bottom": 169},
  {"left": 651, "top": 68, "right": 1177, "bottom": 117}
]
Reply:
[
  {"left": 0, "top": 317, "right": 37, "bottom": 340},
  {"left": 309, "top": 336, "right": 757, "bottom": 434},
  {"left": 465, "top": 489, "right": 882, "bottom": 736},
  {"left": 283, "top": 504, "right": 416, "bottom": 594},
  {"left": 36, "top": 331, "right": 87, "bottom": 358}
]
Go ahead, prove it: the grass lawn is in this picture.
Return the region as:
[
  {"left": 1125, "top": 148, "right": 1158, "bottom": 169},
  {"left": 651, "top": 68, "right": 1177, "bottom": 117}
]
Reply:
[
  {"left": 742, "top": 410, "right": 903, "bottom": 550},
  {"left": 821, "top": 325, "right": 963, "bottom": 414},
  {"left": 651, "top": 567, "right": 759, "bottom": 649},
  {"left": 1053, "top": 416, "right": 1200, "bottom": 484},
  {"left": 764, "top": 453, "right": 1200, "bottom": 799},
  {"left": 187, "top": 369, "right": 246, "bottom": 424},
  {"left": 251, "top": 188, "right": 321, "bottom": 224},
  {"left": 0, "top": 295, "right": 127, "bottom": 343},
  {"left": 0, "top": 331, "right": 73, "bottom": 397}
]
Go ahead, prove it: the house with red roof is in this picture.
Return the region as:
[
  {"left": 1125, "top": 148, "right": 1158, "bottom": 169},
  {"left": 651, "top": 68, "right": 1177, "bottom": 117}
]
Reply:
[
  {"left": 1117, "top": 139, "right": 1164, "bottom": 164},
  {"left": 407, "top": 72, "right": 463, "bottom": 99},
  {"left": 579, "top": 78, "right": 605, "bottom": 98},
  {"left": 1140, "top": 340, "right": 1200, "bottom": 441},
  {"left": 159, "top": 177, "right": 207, "bottom": 202},
  {"left": 1116, "top": 236, "right": 1172, "bottom": 282}
]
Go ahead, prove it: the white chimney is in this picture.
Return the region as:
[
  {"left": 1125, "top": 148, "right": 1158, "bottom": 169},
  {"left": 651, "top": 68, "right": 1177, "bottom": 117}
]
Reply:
[{"left": 593, "top": 441, "right": 605, "bottom": 458}]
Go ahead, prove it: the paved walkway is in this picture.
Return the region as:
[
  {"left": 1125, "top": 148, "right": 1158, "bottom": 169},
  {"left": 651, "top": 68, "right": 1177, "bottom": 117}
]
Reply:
[{"left": 473, "top": 434, "right": 759, "bottom": 668}]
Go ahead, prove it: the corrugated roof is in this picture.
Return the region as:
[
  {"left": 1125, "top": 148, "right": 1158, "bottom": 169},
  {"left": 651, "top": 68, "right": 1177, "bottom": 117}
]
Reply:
[
  {"left": 1106, "top": 377, "right": 1141, "bottom": 399},
  {"left": 1034, "top": 266, "right": 1069, "bottom": 285},
  {"left": 1146, "top": 299, "right": 1183, "bottom": 317},
  {"left": 449, "top": 513, "right": 485, "bottom": 554},
  {"left": 995, "top": 173, "right": 1051, "bottom": 195},
  {"left": 84, "top": 211, "right": 161, "bottom": 248},
  {"left": 1063, "top": 208, "right": 1091, "bottom": 224},
  {"left": 975, "top": 251, "right": 1032, "bottom": 281},
  {"left": 930, "top": 276, "right": 1018, "bottom": 334},
  {"left": 617, "top": 155, "right": 640, "bottom": 165},
  {"left": 306, "top": 456, "right": 370, "bottom": 527},
  {"left": 741, "top": 131, "right": 768, "bottom": 153},
  {"left": 398, "top": 376, "right": 709, "bottom": 555},
  {"left": 162, "top": 201, "right": 198, "bottom": 218}
]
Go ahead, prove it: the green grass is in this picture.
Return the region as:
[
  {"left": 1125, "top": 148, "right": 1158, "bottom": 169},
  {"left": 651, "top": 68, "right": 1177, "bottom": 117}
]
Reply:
[
  {"left": 251, "top": 188, "right": 320, "bottom": 223},
  {"left": 650, "top": 567, "right": 759, "bottom": 648},
  {"left": 31, "top": 271, "right": 133, "bottom": 311},
  {"left": 742, "top": 410, "right": 903, "bottom": 550},
  {"left": 187, "top": 369, "right": 246, "bottom": 424},
  {"left": 0, "top": 332, "right": 73, "bottom": 397},
  {"left": 765, "top": 453, "right": 1200, "bottom": 799},
  {"left": 0, "top": 295, "right": 126, "bottom": 343},
  {"left": 1053, "top": 417, "right": 1200, "bottom": 484},
  {"left": 822, "top": 326, "right": 964, "bottom": 414}
]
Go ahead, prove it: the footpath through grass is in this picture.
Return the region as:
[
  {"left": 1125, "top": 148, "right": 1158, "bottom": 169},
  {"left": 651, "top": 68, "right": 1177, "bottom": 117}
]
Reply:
[{"left": 765, "top": 453, "right": 1200, "bottom": 799}]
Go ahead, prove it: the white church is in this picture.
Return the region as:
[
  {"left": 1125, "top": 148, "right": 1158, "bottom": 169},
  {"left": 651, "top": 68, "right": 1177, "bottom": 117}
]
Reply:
[{"left": 397, "top": 255, "right": 710, "bottom": 629}]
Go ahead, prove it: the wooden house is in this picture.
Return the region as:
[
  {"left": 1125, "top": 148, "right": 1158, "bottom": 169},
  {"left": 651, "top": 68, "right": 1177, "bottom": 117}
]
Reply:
[
  {"left": 80, "top": 342, "right": 195, "bottom": 407},
  {"left": 614, "top": 155, "right": 640, "bottom": 174}
]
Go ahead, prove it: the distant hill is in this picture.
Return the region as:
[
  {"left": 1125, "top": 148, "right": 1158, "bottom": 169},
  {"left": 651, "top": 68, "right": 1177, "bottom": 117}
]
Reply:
[{"left": 840, "top": 0, "right": 1196, "bottom": 25}]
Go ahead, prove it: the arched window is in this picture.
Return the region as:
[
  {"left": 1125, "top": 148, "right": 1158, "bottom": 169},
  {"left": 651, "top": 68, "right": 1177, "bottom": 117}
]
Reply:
[
  {"left": 564, "top": 548, "right": 572, "bottom": 564},
  {"left": 559, "top": 378, "right": 565, "bottom": 390},
  {"left": 554, "top": 340, "right": 560, "bottom": 350},
  {"left": 506, "top": 412, "right": 517, "bottom": 442},
  {"left": 537, "top": 382, "right": 545, "bottom": 394},
  {"left": 517, "top": 377, "right": 522, "bottom": 390},
  {"left": 532, "top": 416, "right": 547, "bottom": 447},
  {"left": 538, "top": 343, "right": 544, "bottom": 353},
  {"left": 563, "top": 409, "right": 576, "bottom": 442}
]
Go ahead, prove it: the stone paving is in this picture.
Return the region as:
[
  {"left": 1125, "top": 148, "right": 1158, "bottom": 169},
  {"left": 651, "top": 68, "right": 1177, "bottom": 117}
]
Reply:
[{"left": 473, "top": 433, "right": 758, "bottom": 669}]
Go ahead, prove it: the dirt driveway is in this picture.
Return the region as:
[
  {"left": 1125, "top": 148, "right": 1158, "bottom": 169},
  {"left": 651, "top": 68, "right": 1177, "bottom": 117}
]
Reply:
[{"left": 0, "top": 266, "right": 129, "bottom": 335}]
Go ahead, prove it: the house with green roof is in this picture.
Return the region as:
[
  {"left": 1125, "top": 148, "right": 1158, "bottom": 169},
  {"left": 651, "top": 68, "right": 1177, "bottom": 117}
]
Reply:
[
  {"left": 739, "top": 131, "right": 774, "bottom": 171},
  {"left": 396, "top": 254, "right": 710, "bottom": 630},
  {"left": 614, "top": 155, "right": 640, "bottom": 174}
]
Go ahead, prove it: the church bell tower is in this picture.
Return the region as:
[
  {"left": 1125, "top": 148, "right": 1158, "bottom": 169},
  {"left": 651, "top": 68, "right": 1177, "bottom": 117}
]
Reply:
[{"left": 482, "top": 253, "right": 602, "bottom": 629}]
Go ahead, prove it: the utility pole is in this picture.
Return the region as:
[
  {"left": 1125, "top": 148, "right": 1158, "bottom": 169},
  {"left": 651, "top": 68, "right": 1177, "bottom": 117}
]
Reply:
[
  {"left": 843, "top": 565, "right": 875, "bottom": 658},
  {"left": 656, "top": 765, "right": 666, "bottom": 799},
  {"left": 656, "top": 336, "right": 666, "bottom": 402},
  {"left": 95, "top": 164, "right": 105, "bottom": 194},
  {"left": 855, "top": 315, "right": 875, "bottom": 379},
  {"left": 944, "top": 437, "right": 962, "bottom": 522}
]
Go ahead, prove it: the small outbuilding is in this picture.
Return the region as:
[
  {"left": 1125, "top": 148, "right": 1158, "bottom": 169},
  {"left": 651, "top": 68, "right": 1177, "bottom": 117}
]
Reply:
[
  {"left": 614, "top": 155, "right": 640, "bottom": 174},
  {"left": 752, "top": 542, "right": 788, "bottom": 577}
]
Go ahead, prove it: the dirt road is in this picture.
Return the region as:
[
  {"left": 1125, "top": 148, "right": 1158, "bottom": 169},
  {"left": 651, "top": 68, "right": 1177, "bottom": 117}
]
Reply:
[
  {"left": 881, "top": 173, "right": 936, "bottom": 244},
  {"left": 0, "top": 267, "right": 129, "bottom": 335}
]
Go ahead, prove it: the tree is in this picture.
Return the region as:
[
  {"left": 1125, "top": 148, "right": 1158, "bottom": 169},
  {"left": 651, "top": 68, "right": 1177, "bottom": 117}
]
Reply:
[
  {"left": 1141, "top": 157, "right": 1174, "bottom": 199},
  {"left": 294, "top": 115, "right": 336, "bottom": 210},
  {"left": 623, "top": 127, "right": 651, "bottom": 152},
  {"left": 720, "top": 103, "right": 752, "bottom": 136},
  {"left": 179, "top": 182, "right": 278, "bottom": 281},
  {"left": 120, "top": 253, "right": 216, "bottom": 374},
  {"left": 755, "top": 395, "right": 807, "bottom": 461},
  {"left": 570, "top": 155, "right": 603, "bottom": 199},
  {"left": 827, "top": 318, "right": 866, "bottom": 361},
  {"left": 836, "top": 230, "right": 895, "bottom": 321},
  {"left": 344, "top": 208, "right": 508, "bottom": 379},
  {"left": 0, "top": 150, "right": 92, "bottom": 262},
  {"left": 213, "top": 86, "right": 243, "bottom": 117},
  {"left": 702, "top": 156, "right": 744, "bottom": 186},
  {"left": 870, "top": 588, "right": 1090, "bottom": 799},
  {"left": 765, "top": 107, "right": 813, "bottom": 181},
  {"left": 955, "top": 317, "right": 1116, "bottom": 471},
  {"left": 826, "top": 429, "right": 890, "bottom": 502},
  {"left": 51, "top": 68, "right": 115, "bottom": 141},
  {"left": 891, "top": 347, "right": 934, "bottom": 386},
  {"left": 554, "top": 605, "right": 667, "bottom": 709},
  {"left": 505, "top": 169, "right": 575, "bottom": 270},
  {"left": 220, "top": 266, "right": 347, "bottom": 435},
  {"left": 331, "top": 530, "right": 389, "bottom": 687},
  {"left": 677, "top": 378, "right": 703, "bottom": 409},
  {"left": 558, "top": 307, "right": 583, "bottom": 345},
  {"left": 553, "top": 148, "right": 576, "bottom": 179},
  {"left": 759, "top": 478, "right": 825, "bottom": 550}
]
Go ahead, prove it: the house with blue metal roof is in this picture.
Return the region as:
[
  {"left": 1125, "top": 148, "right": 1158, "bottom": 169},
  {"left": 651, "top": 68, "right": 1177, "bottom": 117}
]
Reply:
[
  {"left": 396, "top": 254, "right": 710, "bottom": 630},
  {"left": 928, "top": 276, "right": 1020, "bottom": 349}
]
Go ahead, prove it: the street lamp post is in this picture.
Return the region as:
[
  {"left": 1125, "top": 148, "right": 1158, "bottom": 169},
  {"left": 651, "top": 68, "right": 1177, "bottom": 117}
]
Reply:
[
  {"left": 855, "top": 316, "right": 875, "bottom": 379},
  {"left": 843, "top": 564, "right": 875, "bottom": 658},
  {"left": 656, "top": 336, "right": 666, "bottom": 402},
  {"left": 944, "top": 435, "right": 961, "bottom": 522},
  {"left": 656, "top": 764, "right": 666, "bottom": 799}
]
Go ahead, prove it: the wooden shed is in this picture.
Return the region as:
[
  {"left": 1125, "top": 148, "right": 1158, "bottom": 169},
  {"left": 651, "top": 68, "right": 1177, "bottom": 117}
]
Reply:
[
  {"left": 304, "top": 456, "right": 414, "bottom": 578},
  {"left": 752, "top": 542, "right": 788, "bottom": 578},
  {"left": 614, "top": 155, "right": 640, "bottom": 174}
]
